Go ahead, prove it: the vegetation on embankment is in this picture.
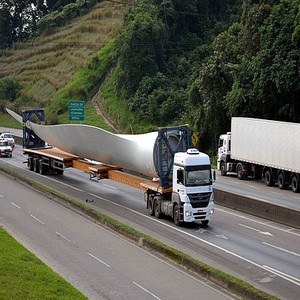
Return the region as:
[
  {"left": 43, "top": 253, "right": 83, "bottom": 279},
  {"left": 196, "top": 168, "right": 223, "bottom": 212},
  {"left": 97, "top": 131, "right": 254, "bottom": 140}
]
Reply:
[
  {"left": 1, "top": 0, "right": 299, "bottom": 154},
  {"left": 0, "top": 226, "right": 87, "bottom": 299}
]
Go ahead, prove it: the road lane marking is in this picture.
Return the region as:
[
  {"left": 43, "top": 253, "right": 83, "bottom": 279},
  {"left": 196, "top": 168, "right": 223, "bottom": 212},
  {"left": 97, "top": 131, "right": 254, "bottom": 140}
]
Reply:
[
  {"left": 216, "top": 207, "right": 300, "bottom": 237},
  {"left": 263, "top": 265, "right": 300, "bottom": 286},
  {"left": 11, "top": 202, "right": 21, "bottom": 209},
  {"left": 262, "top": 242, "right": 300, "bottom": 257},
  {"left": 133, "top": 282, "right": 161, "bottom": 300},
  {"left": 246, "top": 185, "right": 260, "bottom": 190},
  {"left": 0, "top": 194, "right": 3, "bottom": 198},
  {"left": 102, "top": 183, "right": 117, "bottom": 190},
  {"left": 87, "top": 252, "right": 110, "bottom": 268},
  {"left": 239, "top": 223, "right": 273, "bottom": 236},
  {"left": 55, "top": 231, "right": 71, "bottom": 242},
  {"left": 245, "top": 195, "right": 269, "bottom": 202},
  {"left": 30, "top": 214, "right": 45, "bottom": 224}
]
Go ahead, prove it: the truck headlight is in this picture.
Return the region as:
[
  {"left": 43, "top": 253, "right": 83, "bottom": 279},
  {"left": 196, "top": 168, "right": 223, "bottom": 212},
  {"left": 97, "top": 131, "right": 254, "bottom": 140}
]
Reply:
[
  {"left": 185, "top": 210, "right": 192, "bottom": 217},
  {"left": 209, "top": 209, "right": 214, "bottom": 215}
]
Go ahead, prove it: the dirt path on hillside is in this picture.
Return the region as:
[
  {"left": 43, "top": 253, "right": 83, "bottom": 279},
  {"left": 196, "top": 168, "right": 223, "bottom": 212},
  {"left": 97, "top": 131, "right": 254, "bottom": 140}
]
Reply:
[{"left": 91, "top": 90, "right": 119, "bottom": 133}]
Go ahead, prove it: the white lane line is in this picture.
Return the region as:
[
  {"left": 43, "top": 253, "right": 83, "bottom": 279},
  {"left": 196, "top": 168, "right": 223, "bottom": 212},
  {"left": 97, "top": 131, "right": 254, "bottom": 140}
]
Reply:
[
  {"left": 239, "top": 223, "right": 273, "bottom": 236},
  {"left": 262, "top": 242, "right": 300, "bottom": 257},
  {"left": 30, "top": 214, "right": 45, "bottom": 224},
  {"left": 11, "top": 202, "right": 21, "bottom": 209},
  {"left": 216, "top": 207, "right": 300, "bottom": 237},
  {"left": 87, "top": 252, "right": 110, "bottom": 268},
  {"left": 55, "top": 231, "right": 71, "bottom": 242},
  {"left": 133, "top": 282, "right": 161, "bottom": 300},
  {"left": 102, "top": 183, "right": 117, "bottom": 190},
  {"left": 0, "top": 194, "right": 3, "bottom": 198},
  {"left": 246, "top": 185, "right": 260, "bottom": 190},
  {"left": 245, "top": 195, "right": 269, "bottom": 202},
  {"left": 263, "top": 265, "right": 300, "bottom": 286}
]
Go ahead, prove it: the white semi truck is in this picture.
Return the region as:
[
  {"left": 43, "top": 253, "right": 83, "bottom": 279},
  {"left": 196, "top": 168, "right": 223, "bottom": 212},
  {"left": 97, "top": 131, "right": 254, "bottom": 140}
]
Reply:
[
  {"left": 12, "top": 108, "right": 215, "bottom": 226},
  {"left": 217, "top": 117, "right": 300, "bottom": 193}
]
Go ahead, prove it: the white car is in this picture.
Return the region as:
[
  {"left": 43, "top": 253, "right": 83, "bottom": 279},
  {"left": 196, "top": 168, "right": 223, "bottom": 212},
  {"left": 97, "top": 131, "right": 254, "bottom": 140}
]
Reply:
[
  {"left": 0, "top": 132, "right": 15, "bottom": 148},
  {"left": 0, "top": 139, "right": 13, "bottom": 157}
]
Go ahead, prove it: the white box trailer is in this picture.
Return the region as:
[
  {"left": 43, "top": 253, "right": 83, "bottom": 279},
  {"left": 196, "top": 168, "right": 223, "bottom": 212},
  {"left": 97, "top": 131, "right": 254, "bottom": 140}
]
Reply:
[{"left": 217, "top": 117, "right": 300, "bottom": 193}]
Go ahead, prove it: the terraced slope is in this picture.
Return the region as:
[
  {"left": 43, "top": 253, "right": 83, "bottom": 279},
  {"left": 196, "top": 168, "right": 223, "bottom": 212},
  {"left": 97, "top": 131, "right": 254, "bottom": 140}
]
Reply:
[{"left": 0, "top": 1, "right": 124, "bottom": 106}]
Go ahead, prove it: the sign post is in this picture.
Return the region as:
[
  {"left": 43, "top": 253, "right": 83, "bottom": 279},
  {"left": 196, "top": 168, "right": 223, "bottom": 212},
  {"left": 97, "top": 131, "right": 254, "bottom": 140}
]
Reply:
[{"left": 68, "top": 100, "right": 85, "bottom": 122}]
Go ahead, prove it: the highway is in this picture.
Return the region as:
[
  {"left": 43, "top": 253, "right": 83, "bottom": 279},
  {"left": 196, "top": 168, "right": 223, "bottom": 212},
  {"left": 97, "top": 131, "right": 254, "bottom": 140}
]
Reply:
[
  {"left": 1, "top": 143, "right": 300, "bottom": 299},
  {"left": 0, "top": 173, "right": 236, "bottom": 300}
]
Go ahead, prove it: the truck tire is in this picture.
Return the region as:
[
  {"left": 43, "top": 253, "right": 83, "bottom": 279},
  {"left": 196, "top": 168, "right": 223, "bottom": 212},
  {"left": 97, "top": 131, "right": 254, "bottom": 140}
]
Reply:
[
  {"left": 148, "top": 197, "right": 154, "bottom": 216},
  {"left": 153, "top": 198, "right": 162, "bottom": 219},
  {"left": 173, "top": 204, "right": 182, "bottom": 226},
  {"left": 38, "top": 159, "right": 46, "bottom": 175},
  {"left": 28, "top": 157, "right": 34, "bottom": 171},
  {"left": 265, "top": 170, "right": 274, "bottom": 186},
  {"left": 278, "top": 173, "right": 288, "bottom": 190},
  {"left": 291, "top": 175, "right": 300, "bottom": 193},
  {"left": 220, "top": 162, "right": 227, "bottom": 176},
  {"left": 33, "top": 158, "right": 39, "bottom": 173},
  {"left": 237, "top": 163, "right": 247, "bottom": 180},
  {"left": 201, "top": 220, "right": 209, "bottom": 227}
]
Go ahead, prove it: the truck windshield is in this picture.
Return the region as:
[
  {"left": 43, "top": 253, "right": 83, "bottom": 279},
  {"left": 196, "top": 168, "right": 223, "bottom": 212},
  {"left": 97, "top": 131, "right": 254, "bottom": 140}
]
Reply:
[{"left": 185, "top": 165, "right": 212, "bottom": 186}]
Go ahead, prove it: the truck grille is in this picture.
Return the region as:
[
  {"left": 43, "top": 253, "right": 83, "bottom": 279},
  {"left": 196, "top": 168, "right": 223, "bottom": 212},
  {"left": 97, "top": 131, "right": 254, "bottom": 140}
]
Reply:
[{"left": 188, "top": 192, "right": 211, "bottom": 208}]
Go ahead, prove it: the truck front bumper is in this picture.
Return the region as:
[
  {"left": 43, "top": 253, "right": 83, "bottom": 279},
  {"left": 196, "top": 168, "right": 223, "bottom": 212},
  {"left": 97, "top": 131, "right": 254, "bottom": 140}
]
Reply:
[{"left": 183, "top": 202, "right": 214, "bottom": 223}]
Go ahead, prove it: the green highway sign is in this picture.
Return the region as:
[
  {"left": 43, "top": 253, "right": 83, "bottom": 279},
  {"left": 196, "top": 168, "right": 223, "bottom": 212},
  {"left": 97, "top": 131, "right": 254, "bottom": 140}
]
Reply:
[{"left": 68, "top": 100, "right": 85, "bottom": 121}]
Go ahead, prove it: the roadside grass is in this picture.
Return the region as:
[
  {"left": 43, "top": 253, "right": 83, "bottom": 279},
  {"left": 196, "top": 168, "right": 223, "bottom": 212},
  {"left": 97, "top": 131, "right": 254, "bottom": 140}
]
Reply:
[
  {"left": 0, "top": 226, "right": 87, "bottom": 300},
  {"left": 0, "top": 113, "right": 22, "bottom": 129}
]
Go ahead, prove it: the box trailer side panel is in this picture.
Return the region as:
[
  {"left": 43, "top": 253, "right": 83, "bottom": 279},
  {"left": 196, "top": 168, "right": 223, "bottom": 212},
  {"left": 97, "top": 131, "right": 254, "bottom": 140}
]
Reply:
[{"left": 231, "top": 118, "right": 300, "bottom": 173}]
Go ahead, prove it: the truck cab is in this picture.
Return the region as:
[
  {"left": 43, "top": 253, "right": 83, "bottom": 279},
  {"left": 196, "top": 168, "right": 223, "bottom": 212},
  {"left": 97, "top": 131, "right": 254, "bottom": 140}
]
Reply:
[
  {"left": 217, "top": 132, "right": 231, "bottom": 175},
  {"left": 172, "top": 148, "right": 214, "bottom": 225}
]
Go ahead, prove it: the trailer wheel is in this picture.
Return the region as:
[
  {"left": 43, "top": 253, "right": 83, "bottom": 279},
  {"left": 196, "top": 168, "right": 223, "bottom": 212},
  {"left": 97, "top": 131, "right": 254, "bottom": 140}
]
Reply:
[
  {"left": 153, "top": 198, "right": 162, "bottom": 219},
  {"left": 220, "top": 162, "right": 227, "bottom": 176},
  {"left": 33, "top": 158, "right": 39, "bottom": 173},
  {"left": 291, "top": 175, "right": 300, "bottom": 193},
  {"left": 278, "top": 173, "right": 288, "bottom": 190},
  {"left": 148, "top": 197, "right": 154, "bottom": 216},
  {"left": 173, "top": 204, "right": 182, "bottom": 226},
  {"left": 38, "top": 159, "right": 46, "bottom": 175},
  {"left": 265, "top": 170, "right": 274, "bottom": 186},
  {"left": 28, "top": 157, "right": 34, "bottom": 171}
]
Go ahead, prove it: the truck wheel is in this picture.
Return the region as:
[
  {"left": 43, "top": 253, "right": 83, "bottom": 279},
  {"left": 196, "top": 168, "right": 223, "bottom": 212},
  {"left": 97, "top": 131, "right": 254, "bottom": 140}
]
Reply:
[
  {"left": 237, "top": 164, "right": 247, "bottom": 180},
  {"left": 28, "top": 157, "right": 34, "bottom": 171},
  {"left": 173, "top": 204, "right": 182, "bottom": 226},
  {"left": 154, "top": 198, "right": 162, "bottom": 219},
  {"left": 33, "top": 158, "right": 39, "bottom": 173},
  {"left": 148, "top": 197, "right": 154, "bottom": 216},
  {"left": 278, "top": 173, "right": 288, "bottom": 190},
  {"left": 220, "top": 162, "right": 227, "bottom": 176},
  {"left": 265, "top": 170, "right": 274, "bottom": 186},
  {"left": 38, "top": 159, "right": 46, "bottom": 175},
  {"left": 201, "top": 220, "right": 209, "bottom": 227},
  {"left": 291, "top": 175, "right": 300, "bottom": 193}
]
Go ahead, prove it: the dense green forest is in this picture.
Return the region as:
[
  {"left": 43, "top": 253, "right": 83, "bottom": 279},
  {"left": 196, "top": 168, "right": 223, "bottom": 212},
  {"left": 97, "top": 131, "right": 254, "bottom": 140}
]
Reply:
[{"left": 0, "top": 0, "right": 299, "bottom": 153}]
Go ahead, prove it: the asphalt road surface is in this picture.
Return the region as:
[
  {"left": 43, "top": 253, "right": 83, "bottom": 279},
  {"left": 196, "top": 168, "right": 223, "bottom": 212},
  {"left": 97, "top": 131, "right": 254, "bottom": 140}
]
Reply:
[
  {"left": 0, "top": 173, "right": 236, "bottom": 300},
  {"left": 1, "top": 144, "right": 300, "bottom": 299}
]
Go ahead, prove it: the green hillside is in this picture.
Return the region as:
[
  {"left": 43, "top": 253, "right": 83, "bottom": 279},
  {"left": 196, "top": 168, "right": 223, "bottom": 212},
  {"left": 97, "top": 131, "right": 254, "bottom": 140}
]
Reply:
[{"left": 0, "top": 0, "right": 299, "bottom": 153}]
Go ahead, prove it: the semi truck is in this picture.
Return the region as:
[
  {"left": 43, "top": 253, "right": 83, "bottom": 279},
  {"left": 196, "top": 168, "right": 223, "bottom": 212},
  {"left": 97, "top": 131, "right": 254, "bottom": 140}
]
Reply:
[
  {"left": 17, "top": 108, "right": 215, "bottom": 226},
  {"left": 217, "top": 117, "right": 300, "bottom": 193}
]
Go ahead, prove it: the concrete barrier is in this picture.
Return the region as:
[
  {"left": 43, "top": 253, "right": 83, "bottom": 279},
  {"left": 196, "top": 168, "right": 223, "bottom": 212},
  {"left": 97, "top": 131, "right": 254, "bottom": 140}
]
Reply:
[{"left": 214, "top": 189, "right": 300, "bottom": 229}]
